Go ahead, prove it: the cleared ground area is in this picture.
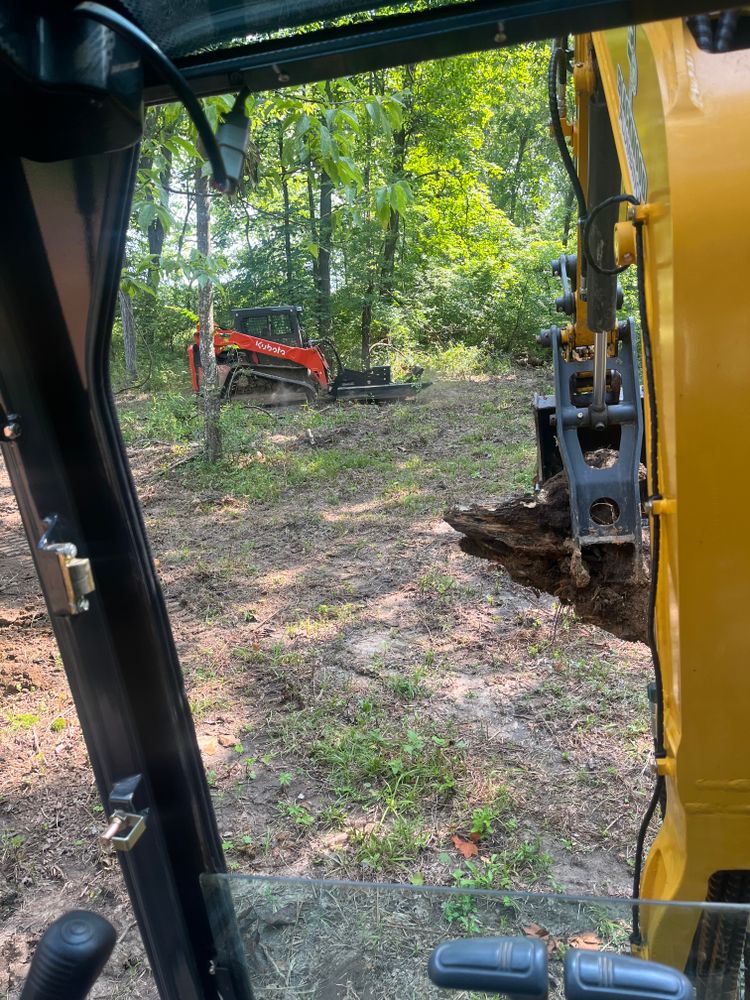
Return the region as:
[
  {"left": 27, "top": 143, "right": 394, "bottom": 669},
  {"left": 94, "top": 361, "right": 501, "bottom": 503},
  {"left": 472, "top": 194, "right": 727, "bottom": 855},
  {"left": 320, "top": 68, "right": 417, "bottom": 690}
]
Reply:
[{"left": 1, "top": 373, "right": 652, "bottom": 997}]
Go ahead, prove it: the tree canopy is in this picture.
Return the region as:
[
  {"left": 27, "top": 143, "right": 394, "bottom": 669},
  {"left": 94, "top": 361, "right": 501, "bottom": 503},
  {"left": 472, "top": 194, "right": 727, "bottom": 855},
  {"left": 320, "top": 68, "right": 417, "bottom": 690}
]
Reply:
[{"left": 114, "top": 43, "right": 569, "bottom": 387}]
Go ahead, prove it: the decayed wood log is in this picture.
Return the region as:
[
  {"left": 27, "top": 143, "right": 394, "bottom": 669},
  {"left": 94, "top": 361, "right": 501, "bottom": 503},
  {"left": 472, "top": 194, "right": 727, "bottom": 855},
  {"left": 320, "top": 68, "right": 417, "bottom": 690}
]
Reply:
[{"left": 444, "top": 453, "right": 649, "bottom": 644}]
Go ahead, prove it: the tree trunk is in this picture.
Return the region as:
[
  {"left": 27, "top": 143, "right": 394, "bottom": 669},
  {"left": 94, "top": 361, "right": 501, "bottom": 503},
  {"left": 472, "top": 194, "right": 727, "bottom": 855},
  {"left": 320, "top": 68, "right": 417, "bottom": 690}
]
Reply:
[
  {"left": 378, "top": 116, "right": 407, "bottom": 302},
  {"left": 360, "top": 279, "right": 374, "bottom": 369},
  {"left": 444, "top": 453, "right": 649, "bottom": 644},
  {"left": 279, "top": 131, "right": 294, "bottom": 300},
  {"left": 306, "top": 170, "right": 320, "bottom": 322},
  {"left": 506, "top": 130, "right": 530, "bottom": 223},
  {"left": 318, "top": 170, "right": 333, "bottom": 338},
  {"left": 147, "top": 148, "right": 171, "bottom": 287},
  {"left": 118, "top": 289, "right": 137, "bottom": 383},
  {"left": 561, "top": 186, "right": 575, "bottom": 247},
  {"left": 359, "top": 73, "right": 376, "bottom": 369},
  {"left": 195, "top": 170, "right": 222, "bottom": 463}
]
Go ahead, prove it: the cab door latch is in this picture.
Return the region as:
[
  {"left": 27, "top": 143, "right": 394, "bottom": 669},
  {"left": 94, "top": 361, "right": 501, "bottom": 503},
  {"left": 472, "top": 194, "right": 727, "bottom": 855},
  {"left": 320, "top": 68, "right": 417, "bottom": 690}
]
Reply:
[{"left": 37, "top": 515, "right": 95, "bottom": 615}]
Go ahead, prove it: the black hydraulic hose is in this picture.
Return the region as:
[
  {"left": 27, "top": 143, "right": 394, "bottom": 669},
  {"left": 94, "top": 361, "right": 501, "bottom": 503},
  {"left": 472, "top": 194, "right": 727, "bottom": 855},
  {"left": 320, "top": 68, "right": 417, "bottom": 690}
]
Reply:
[
  {"left": 630, "top": 218, "right": 667, "bottom": 945},
  {"left": 74, "top": 2, "right": 232, "bottom": 192},
  {"left": 316, "top": 337, "right": 344, "bottom": 384},
  {"left": 548, "top": 46, "right": 587, "bottom": 222},
  {"left": 583, "top": 193, "right": 640, "bottom": 276},
  {"left": 635, "top": 219, "right": 665, "bottom": 760},
  {"left": 631, "top": 774, "right": 665, "bottom": 945}
]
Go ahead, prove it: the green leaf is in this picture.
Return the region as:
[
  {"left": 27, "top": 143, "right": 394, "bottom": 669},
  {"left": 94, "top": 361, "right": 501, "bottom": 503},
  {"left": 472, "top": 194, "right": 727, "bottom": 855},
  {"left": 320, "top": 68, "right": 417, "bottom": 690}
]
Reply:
[
  {"left": 390, "top": 182, "right": 409, "bottom": 215},
  {"left": 166, "top": 305, "right": 199, "bottom": 323},
  {"left": 281, "top": 136, "right": 298, "bottom": 168},
  {"left": 121, "top": 274, "right": 156, "bottom": 298},
  {"left": 337, "top": 107, "right": 360, "bottom": 130},
  {"left": 321, "top": 157, "right": 340, "bottom": 185},
  {"left": 319, "top": 124, "right": 336, "bottom": 161},
  {"left": 137, "top": 201, "right": 159, "bottom": 232},
  {"left": 294, "top": 113, "right": 311, "bottom": 139},
  {"left": 375, "top": 186, "right": 392, "bottom": 229},
  {"left": 383, "top": 96, "right": 404, "bottom": 131},
  {"left": 336, "top": 156, "right": 362, "bottom": 188}
]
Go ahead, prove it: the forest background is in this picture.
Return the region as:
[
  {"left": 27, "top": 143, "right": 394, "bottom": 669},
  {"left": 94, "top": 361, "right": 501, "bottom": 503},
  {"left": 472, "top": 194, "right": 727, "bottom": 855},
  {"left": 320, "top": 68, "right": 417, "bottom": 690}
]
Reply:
[{"left": 114, "top": 43, "right": 575, "bottom": 396}]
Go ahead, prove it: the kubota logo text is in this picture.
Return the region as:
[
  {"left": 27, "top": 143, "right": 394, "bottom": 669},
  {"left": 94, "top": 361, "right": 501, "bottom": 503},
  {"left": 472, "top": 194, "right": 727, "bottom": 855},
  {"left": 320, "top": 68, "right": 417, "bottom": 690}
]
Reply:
[{"left": 255, "top": 340, "right": 287, "bottom": 356}]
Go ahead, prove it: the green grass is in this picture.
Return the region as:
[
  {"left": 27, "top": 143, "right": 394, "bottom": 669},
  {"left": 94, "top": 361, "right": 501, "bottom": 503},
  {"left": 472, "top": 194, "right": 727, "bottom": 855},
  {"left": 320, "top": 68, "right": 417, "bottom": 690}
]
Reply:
[
  {"left": 351, "top": 817, "right": 430, "bottom": 869},
  {"left": 278, "top": 701, "right": 466, "bottom": 818},
  {"left": 526, "top": 651, "right": 648, "bottom": 734},
  {"left": 277, "top": 801, "right": 315, "bottom": 827},
  {"left": 313, "top": 720, "right": 463, "bottom": 814},
  {"left": 418, "top": 569, "right": 457, "bottom": 598},
  {"left": 119, "top": 371, "right": 540, "bottom": 512},
  {"left": 188, "top": 694, "right": 231, "bottom": 720},
  {"left": 232, "top": 643, "right": 305, "bottom": 670},
  {"left": 5, "top": 712, "right": 41, "bottom": 731},
  {"left": 388, "top": 668, "right": 430, "bottom": 701},
  {"left": 118, "top": 390, "right": 200, "bottom": 445}
]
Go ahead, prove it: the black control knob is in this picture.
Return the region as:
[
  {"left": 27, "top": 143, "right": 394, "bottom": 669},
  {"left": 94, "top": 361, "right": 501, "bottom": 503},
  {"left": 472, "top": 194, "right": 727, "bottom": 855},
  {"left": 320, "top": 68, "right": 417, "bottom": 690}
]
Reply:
[{"left": 20, "top": 910, "right": 116, "bottom": 1000}]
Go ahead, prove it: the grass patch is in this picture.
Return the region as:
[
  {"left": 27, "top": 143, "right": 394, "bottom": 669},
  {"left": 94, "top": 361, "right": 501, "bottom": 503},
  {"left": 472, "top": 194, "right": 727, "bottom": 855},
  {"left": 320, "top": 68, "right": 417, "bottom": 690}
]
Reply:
[
  {"left": 442, "top": 843, "right": 554, "bottom": 932},
  {"left": 351, "top": 817, "right": 430, "bottom": 870},
  {"left": 5, "top": 712, "right": 40, "bottom": 731},
  {"left": 286, "top": 603, "right": 357, "bottom": 639},
  {"left": 119, "top": 390, "right": 200, "bottom": 445},
  {"left": 418, "top": 569, "right": 457, "bottom": 598},
  {"left": 308, "top": 713, "right": 465, "bottom": 815},
  {"left": 388, "top": 668, "right": 430, "bottom": 701}
]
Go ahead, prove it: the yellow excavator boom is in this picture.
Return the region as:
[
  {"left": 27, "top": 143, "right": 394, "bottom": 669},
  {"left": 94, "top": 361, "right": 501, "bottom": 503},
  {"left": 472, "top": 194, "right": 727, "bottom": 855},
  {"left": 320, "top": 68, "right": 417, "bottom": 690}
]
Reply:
[{"left": 580, "top": 18, "right": 750, "bottom": 967}]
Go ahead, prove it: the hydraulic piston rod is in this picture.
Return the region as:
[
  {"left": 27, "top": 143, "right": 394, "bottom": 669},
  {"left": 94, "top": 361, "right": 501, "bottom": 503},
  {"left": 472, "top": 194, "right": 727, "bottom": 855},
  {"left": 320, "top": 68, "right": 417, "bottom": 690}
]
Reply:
[{"left": 591, "top": 329, "right": 608, "bottom": 425}]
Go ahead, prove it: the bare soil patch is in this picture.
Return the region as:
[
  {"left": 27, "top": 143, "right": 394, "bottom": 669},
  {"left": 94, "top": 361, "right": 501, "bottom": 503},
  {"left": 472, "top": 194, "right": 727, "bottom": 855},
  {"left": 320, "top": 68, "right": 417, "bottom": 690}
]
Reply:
[{"left": 1, "top": 373, "right": 653, "bottom": 998}]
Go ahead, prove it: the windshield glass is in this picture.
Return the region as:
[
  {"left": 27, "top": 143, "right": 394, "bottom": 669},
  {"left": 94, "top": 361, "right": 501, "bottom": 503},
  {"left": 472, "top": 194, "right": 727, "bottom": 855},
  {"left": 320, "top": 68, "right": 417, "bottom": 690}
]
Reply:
[{"left": 202, "top": 874, "right": 750, "bottom": 999}]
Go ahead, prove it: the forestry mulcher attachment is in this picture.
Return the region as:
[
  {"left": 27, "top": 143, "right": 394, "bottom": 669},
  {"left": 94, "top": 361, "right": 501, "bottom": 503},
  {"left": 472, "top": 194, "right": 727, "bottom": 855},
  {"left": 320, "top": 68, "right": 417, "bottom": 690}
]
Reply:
[{"left": 188, "top": 305, "right": 426, "bottom": 406}]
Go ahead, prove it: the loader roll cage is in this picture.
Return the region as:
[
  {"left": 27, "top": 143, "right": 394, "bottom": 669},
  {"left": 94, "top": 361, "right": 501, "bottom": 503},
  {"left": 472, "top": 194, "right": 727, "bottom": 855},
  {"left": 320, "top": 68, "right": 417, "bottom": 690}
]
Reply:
[
  {"left": 230, "top": 306, "right": 307, "bottom": 349},
  {"left": 0, "top": 2, "right": 738, "bottom": 1000}
]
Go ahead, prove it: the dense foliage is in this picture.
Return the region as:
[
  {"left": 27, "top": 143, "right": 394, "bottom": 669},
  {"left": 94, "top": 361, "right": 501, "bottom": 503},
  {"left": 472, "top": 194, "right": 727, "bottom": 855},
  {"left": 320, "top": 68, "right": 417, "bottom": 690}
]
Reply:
[{"left": 114, "top": 44, "right": 572, "bottom": 387}]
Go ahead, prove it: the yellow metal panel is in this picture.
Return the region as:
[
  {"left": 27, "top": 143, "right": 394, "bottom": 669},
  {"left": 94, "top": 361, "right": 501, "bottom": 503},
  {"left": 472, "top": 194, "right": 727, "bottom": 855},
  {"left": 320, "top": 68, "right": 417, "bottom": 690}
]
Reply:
[{"left": 592, "top": 22, "right": 750, "bottom": 965}]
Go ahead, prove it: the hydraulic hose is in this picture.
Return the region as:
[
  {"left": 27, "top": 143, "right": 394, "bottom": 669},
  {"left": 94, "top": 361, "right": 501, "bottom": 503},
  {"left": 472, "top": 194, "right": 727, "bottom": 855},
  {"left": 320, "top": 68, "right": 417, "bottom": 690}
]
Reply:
[
  {"left": 635, "top": 219, "right": 665, "bottom": 759},
  {"left": 630, "top": 217, "right": 667, "bottom": 945},
  {"left": 583, "top": 193, "right": 640, "bottom": 276},
  {"left": 548, "top": 46, "right": 586, "bottom": 222},
  {"left": 591, "top": 330, "right": 608, "bottom": 416}
]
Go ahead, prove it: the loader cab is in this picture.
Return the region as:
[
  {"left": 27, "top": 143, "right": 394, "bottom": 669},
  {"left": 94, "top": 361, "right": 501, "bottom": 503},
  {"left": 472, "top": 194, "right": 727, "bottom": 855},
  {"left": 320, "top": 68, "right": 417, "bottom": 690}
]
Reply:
[{"left": 231, "top": 306, "right": 306, "bottom": 349}]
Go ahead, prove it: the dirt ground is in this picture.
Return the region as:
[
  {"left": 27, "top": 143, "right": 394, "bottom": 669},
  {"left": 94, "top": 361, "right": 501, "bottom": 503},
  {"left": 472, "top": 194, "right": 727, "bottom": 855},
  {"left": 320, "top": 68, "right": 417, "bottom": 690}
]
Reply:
[{"left": 0, "top": 373, "right": 654, "bottom": 998}]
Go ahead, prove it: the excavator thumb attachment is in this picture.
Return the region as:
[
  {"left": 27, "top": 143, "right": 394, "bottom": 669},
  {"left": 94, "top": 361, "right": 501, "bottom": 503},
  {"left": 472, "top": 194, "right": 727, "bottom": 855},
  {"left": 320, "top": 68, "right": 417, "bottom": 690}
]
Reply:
[{"left": 539, "top": 318, "right": 643, "bottom": 549}]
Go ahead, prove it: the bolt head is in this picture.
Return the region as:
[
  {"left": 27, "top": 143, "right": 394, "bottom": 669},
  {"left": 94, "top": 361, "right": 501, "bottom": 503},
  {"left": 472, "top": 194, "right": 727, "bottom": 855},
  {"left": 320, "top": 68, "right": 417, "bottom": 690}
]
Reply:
[
  {"left": 2, "top": 421, "right": 20, "bottom": 440},
  {"left": 576, "top": 411, "right": 584, "bottom": 421}
]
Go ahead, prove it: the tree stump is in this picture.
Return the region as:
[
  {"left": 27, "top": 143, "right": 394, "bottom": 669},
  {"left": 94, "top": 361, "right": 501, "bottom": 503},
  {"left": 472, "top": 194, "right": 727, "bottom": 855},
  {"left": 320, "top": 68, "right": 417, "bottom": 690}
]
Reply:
[{"left": 444, "top": 452, "right": 649, "bottom": 643}]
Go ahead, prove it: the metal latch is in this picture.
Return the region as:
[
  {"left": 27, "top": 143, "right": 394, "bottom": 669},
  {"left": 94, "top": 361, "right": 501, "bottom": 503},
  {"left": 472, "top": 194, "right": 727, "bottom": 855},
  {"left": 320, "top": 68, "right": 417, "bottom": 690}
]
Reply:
[
  {"left": 99, "top": 774, "right": 148, "bottom": 853},
  {"left": 100, "top": 811, "right": 146, "bottom": 852},
  {"left": 37, "top": 515, "right": 95, "bottom": 615}
]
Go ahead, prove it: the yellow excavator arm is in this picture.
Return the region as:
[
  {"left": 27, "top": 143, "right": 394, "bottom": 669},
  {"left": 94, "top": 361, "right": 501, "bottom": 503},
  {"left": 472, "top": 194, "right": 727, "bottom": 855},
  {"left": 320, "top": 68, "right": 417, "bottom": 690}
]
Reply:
[{"left": 551, "top": 14, "right": 750, "bottom": 971}]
